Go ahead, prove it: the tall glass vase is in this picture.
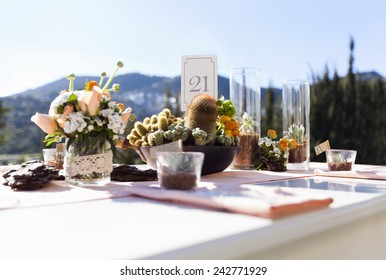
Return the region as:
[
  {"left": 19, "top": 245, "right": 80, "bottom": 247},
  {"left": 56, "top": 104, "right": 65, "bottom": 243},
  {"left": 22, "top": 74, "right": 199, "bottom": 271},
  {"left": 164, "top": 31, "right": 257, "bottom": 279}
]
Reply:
[
  {"left": 230, "top": 67, "right": 261, "bottom": 169},
  {"left": 64, "top": 135, "right": 113, "bottom": 186},
  {"left": 282, "top": 80, "right": 310, "bottom": 170}
]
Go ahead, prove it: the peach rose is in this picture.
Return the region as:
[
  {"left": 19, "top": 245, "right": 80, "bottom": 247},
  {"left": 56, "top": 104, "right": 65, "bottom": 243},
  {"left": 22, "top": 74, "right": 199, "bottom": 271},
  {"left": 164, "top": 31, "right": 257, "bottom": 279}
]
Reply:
[
  {"left": 31, "top": 113, "right": 58, "bottom": 134},
  {"left": 121, "top": 107, "right": 132, "bottom": 126},
  {"left": 77, "top": 87, "right": 101, "bottom": 116},
  {"left": 57, "top": 104, "right": 74, "bottom": 128}
]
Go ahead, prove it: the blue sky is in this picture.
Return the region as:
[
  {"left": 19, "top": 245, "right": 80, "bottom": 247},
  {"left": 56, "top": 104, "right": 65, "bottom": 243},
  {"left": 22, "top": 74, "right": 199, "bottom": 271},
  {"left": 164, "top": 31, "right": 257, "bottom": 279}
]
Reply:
[{"left": 1, "top": 0, "right": 385, "bottom": 97}]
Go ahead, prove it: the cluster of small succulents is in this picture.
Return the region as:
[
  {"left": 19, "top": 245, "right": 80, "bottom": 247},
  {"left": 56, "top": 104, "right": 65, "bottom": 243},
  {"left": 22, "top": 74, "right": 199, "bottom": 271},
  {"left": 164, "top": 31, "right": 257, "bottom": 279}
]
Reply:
[
  {"left": 127, "top": 108, "right": 183, "bottom": 147},
  {"left": 126, "top": 94, "right": 240, "bottom": 148}
]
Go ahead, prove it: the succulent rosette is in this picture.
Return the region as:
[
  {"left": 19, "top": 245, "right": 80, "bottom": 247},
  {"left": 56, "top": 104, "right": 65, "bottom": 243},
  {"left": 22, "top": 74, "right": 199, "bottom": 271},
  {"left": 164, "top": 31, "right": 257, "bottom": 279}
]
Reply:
[{"left": 31, "top": 62, "right": 134, "bottom": 151}]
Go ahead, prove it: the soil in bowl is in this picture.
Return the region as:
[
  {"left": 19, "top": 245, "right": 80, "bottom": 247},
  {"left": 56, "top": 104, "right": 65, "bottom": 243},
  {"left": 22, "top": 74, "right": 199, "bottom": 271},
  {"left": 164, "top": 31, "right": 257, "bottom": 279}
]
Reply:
[
  {"left": 328, "top": 161, "right": 353, "bottom": 171},
  {"left": 159, "top": 173, "right": 197, "bottom": 190}
]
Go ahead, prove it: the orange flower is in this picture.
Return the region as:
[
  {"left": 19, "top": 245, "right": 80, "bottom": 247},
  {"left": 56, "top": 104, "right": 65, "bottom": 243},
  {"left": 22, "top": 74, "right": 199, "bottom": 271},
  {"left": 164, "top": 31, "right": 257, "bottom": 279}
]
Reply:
[
  {"left": 279, "top": 138, "right": 289, "bottom": 151},
  {"left": 117, "top": 103, "right": 125, "bottom": 112},
  {"left": 267, "top": 129, "right": 277, "bottom": 139},
  {"left": 225, "top": 120, "right": 236, "bottom": 130},
  {"left": 232, "top": 128, "right": 240, "bottom": 137}
]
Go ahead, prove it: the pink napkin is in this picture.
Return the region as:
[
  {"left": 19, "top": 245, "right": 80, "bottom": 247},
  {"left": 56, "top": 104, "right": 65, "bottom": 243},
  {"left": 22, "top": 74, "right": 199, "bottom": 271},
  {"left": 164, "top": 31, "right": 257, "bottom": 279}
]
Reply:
[
  {"left": 125, "top": 184, "right": 333, "bottom": 219},
  {"left": 314, "top": 167, "right": 386, "bottom": 180}
]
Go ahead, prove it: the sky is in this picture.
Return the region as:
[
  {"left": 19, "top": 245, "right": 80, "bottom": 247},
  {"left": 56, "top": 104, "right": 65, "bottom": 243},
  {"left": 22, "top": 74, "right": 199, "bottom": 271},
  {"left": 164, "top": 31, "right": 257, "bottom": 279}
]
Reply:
[{"left": 1, "top": 0, "right": 386, "bottom": 97}]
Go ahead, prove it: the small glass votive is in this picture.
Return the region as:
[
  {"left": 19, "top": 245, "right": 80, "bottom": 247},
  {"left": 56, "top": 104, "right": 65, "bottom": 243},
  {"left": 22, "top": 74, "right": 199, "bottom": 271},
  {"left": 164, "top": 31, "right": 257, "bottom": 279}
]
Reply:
[
  {"left": 326, "top": 149, "right": 357, "bottom": 171},
  {"left": 156, "top": 152, "right": 204, "bottom": 190},
  {"left": 43, "top": 144, "right": 66, "bottom": 169}
]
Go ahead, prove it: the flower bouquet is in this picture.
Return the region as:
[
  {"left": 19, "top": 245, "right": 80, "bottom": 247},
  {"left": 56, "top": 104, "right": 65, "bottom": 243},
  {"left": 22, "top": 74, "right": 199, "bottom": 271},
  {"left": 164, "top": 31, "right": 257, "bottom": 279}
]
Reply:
[
  {"left": 255, "top": 129, "right": 297, "bottom": 171},
  {"left": 31, "top": 62, "right": 133, "bottom": 185}
]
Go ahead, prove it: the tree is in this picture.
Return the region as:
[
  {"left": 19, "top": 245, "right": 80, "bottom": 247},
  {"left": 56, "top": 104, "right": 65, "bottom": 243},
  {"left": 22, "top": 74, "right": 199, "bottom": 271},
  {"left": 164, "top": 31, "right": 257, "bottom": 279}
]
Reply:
[
  {"left": 310, "top": 38, "right": 386, "bottom": 164},
  {"left": 0, "top": 100, "right": 10, "bottom": 146},
  {"left": 261, "top": 86, "right": 281, "bottom": 134}
]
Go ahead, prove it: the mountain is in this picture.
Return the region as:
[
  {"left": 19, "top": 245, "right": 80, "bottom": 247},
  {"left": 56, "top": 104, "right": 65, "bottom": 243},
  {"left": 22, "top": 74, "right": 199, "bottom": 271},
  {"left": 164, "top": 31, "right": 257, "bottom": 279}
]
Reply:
[
  {"left": 357, "top": 71, "right": 385, "bottom": 81},
  {"left": 0, "top": 72, "right": 280, "bottom": 155}
]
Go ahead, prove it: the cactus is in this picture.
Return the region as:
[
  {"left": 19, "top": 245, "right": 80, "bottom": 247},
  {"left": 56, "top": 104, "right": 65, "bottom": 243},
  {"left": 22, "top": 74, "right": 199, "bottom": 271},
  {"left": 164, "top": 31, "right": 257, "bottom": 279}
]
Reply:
[
  {"left": 127, "top": 108, "right": 182, "bottom": 147},
  {"left": 184, "top": 94, "right": 218, "bottom": 138}
]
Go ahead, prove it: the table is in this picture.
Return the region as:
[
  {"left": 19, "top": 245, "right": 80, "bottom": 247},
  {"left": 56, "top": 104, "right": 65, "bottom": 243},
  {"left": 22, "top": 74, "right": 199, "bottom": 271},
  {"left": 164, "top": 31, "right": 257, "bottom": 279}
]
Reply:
[{"left": 1, "top": 162, "right": 386, "bottom": 260}]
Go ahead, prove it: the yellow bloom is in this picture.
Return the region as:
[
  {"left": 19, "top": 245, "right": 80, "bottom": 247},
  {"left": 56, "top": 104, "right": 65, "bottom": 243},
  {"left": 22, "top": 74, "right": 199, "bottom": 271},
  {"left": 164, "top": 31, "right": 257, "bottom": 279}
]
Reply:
[
  {"left": 288, "top": 138, "right": 297, "bottom": 149},
  {"left": 224, "top": 129, "right": 233, "bottom": 137},
  {"left": 218, "top": 115, "right": 231, "bottom": 124}
]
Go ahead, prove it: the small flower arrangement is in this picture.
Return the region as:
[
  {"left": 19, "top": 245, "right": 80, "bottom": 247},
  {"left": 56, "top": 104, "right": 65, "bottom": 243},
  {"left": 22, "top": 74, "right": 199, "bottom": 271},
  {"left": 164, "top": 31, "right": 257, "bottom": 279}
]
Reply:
[
  {"left": 215, "top": 97, "right": 239, "bottom": 146},
  {"left": 255, "top": 129, "right": 297, "bottom": 171},
  {"left": 31, "top": 61, "right": 134, "bottom": 153}
]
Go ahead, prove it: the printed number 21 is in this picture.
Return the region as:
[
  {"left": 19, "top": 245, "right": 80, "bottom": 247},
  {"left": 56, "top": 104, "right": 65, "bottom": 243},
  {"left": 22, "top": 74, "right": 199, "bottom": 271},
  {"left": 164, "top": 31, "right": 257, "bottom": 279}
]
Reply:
[{"left": 189, "top": 75, "right": 208, "bottom": 92}]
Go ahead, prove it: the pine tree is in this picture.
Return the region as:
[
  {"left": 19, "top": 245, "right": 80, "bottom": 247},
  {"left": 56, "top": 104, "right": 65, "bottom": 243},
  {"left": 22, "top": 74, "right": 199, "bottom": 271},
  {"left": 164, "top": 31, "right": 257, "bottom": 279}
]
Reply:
[
  {"left": 0, "top": 100, "right": 10, "bottom": 146},
  {"left": 262, "top": 86, "right": 275, "bottom": 134}
]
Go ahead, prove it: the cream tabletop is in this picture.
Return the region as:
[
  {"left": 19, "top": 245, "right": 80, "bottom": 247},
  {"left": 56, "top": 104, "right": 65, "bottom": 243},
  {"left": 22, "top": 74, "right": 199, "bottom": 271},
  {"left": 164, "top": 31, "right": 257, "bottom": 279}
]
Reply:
[{"left": 1, "top": 162, "right": 386, "bottom": 259}]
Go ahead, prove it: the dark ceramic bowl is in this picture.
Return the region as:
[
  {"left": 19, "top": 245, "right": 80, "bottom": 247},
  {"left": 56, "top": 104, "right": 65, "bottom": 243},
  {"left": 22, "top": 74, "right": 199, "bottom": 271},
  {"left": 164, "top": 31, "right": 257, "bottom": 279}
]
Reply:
[{"left": 139, "top": 145, "right": 239, "bottom": 175}]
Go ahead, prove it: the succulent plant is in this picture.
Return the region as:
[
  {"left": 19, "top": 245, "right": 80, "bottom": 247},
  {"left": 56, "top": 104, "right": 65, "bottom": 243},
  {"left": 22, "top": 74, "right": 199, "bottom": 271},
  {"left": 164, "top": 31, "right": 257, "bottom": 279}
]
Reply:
[
  {"left": 285, "top": 123, "right": 305, "bottom": 143},
  {"left": 184, "top": 94, "right": 218, "bottom": 138},
  {"left": 127, "top": 108, "right": 181, "bottom": 147}
]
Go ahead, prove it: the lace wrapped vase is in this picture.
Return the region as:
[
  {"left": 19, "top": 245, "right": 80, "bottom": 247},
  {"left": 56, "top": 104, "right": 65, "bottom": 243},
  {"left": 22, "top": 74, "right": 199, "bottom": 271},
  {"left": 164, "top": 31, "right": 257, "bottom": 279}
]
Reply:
[{"left": 64, "top": 136, "right": 113, "bottom": 186}]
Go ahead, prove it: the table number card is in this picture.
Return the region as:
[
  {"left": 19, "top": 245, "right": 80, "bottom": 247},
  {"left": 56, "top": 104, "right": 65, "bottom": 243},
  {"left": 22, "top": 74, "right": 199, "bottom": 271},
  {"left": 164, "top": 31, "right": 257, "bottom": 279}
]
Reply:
[{"left": 181, "top": 55, "right": 217, "bottom": 111}]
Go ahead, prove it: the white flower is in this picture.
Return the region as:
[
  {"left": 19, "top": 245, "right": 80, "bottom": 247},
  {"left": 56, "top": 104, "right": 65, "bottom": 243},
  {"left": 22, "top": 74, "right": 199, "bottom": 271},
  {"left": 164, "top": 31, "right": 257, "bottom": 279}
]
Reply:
[
  {"left": 63, "top": 112, "right": 88, "bottom": 134},
  {"left": 49, "top": 91, "right": 80, "bottom": 118},
  {"left": 94, "top": 117, "right": 105, "bottom": 127},
  {"left": 273, "top": 147, "right": 281, "bottom": 156},
  {"left": 107, "top": 113, "right": 125, "bottom": 134}
]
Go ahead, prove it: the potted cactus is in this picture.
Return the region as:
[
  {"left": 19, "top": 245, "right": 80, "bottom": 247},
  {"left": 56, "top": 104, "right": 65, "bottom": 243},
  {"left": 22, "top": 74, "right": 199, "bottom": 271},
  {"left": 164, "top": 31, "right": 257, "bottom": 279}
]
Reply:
[{"left": 118, "top": 94, "right": 240, "bottom": 174}]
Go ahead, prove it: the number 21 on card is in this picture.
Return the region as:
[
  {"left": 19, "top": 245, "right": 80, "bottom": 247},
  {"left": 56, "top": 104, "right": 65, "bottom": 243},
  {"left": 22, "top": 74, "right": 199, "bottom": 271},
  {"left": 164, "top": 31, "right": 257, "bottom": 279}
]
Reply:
[{"left": 181, "top": 55, "right": 218, "bottom": 111}]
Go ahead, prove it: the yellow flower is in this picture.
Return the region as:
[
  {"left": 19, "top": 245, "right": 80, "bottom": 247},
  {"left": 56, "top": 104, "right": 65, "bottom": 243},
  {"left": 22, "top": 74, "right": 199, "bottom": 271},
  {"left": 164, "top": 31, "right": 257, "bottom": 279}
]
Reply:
[
  {"left": 288, "top": 138, "right": 297, "bottom": 150},
  {"left": 224, "top": 129, "right": 233, "bottom": 137},
  {"left": 218, "top": 115, "right": 231, "bottom": 124}
]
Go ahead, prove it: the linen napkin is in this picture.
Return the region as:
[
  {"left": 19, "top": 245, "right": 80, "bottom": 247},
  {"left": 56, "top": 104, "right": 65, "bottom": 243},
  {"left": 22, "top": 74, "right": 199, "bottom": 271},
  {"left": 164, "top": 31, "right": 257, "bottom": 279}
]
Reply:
[
  {"left": 314, "top": 167, "right": 386, "bottom": 180},
  {"left": 125, "top": 184, "right": 333, "bottom": 219}
]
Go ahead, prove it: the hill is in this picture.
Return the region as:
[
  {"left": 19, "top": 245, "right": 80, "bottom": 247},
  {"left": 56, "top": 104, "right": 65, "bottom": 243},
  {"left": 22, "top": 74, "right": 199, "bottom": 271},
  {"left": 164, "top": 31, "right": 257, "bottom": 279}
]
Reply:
[{"left": 0, "top": 73, "right": 278, "bottom": 155}]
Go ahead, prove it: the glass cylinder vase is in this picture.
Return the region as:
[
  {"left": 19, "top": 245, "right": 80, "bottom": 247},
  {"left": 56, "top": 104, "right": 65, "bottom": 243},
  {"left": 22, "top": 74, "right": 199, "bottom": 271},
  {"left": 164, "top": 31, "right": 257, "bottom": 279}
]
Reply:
[
  {"left": 282, "top": 80, "right": 310, "bottom": 170},
  {"left": 64, "top": 136, "right": 113, "bottom": 186},
  {"left": 230, "top": 67, "right": 261, "bottom": 169}
]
